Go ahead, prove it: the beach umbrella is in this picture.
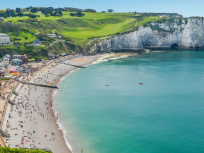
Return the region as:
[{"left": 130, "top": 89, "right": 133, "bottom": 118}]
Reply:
[
  {"left": 9, "top": 69, "right": 16, "bottom": 72},
  {"left": 11, "top": 73, "right": 20, "bottom": 76},
  {"left": 46, "top": 82, "right": 50, "bottom": 85}
]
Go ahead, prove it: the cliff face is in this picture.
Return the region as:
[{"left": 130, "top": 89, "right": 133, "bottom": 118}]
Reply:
[{"left": 93, "top": 18, "right": 204, "bottom": 52}]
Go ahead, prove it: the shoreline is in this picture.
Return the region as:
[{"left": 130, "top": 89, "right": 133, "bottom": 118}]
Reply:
[
  {"left": 52, "top": 68, "right": 83, "bottom": 152},
  {"left": 51, "top": 59, "right": 101, "bottom": 152},
  {"left": 51, "top": 52, "right": 137, "bottom": 152},
  {"left": 1, "top": 52, "right": 136, "bottom": 153}
]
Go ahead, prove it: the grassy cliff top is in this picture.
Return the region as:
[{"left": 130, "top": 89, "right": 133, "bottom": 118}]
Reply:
[
  {"left": 0, "top": 11, "right": 181, "bottom": 58},
  {"left": 1, "top": 12, "right": 136, "bottom": 46}
]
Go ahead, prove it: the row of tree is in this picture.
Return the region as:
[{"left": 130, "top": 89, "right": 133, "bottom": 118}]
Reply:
[
  {"left": 101, "top": 9, "right": 114, "bottom": 13},
  {"left": 25, "top": 6, "right": 96, "bottom": 13},
  {"left": 0, "top": 9, "right": 40, "bottom": 18},
  {"left": 70, "top": 11, "right": 85, "bottom": 17},
  {"left": 0, "top": 7, "right": 115, "bottom": 18}
]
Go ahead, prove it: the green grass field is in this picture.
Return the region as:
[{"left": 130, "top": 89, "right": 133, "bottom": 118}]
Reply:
[
  {"left": 0, "top": 11, "right": 170, "bottom": 56},
  {"left": 61, "top": 18, "right": 135, "bottom": 39},
  {"left": 2, "top": 12, "right": 136, "bottom": 46},
  {"left": 4, "top": 12, "right": 133, "bottom": 22},
  {"left": 135, "top": 16, "right": 161, "bottom": 27}
]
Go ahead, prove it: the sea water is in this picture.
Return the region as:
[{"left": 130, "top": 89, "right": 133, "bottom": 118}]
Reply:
[{"left": 55, "top": 50, "right": 204, "bottom": 153}]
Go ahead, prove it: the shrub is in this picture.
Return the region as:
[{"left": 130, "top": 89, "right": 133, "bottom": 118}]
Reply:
[{"left": 0, "top": 147, "right": 52, "bottom": 152}]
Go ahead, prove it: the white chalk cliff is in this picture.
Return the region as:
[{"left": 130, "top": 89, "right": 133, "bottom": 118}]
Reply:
[{"left": 92, "top": 18, "right": 204, "bottom": 52}]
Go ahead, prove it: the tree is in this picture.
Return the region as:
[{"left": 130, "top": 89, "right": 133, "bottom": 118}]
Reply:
[
  {"left": 70, "top": 11, "right": 85, "bottom": 17},
  {"left": 70, "top": 13, "right": 75, "bottom": 16},
  {"left": 108, "top": 9, "right": 114, "bottom": 13},
  {"left": 53, "top": 11, "right": 57, "bottom": 16},
  {"left": 6, "top": 8, "right": 11, "bottom": 11},
  {"left": 84, "top": 9, "right": 96, "bottom": 12},
  {"left": 29, "top": 14, "right": 37, "bottom": 18},
  {"left": 77, "top": 11, "right": 83, "bottom": 16},
  {"left": 30, "top": 8, "right": 38, "bottom": 13},
  {"left": 18, "top": 12, "right": 24, "bottom": 17},
  {"left": 15, "top": 8, "right": 21, "bottom": 13},
  {"left": 5, "top": 9, "right": 16, "bottom": 17},
  {"left": 58, "top": 11, "right": 63, "bottom": 16}
]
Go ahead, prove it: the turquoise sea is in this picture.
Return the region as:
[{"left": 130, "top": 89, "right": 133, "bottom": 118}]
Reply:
[{"left": 55, "top": 50, "right": 204, "bottom": 153}]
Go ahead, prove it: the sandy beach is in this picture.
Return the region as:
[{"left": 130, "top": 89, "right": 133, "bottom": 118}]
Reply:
[
  {"left": 1, "top": 52, "right": 135, "bottom": 152},
  {"left": 2, "top": 55, "right": 101, "bottom": 153}
]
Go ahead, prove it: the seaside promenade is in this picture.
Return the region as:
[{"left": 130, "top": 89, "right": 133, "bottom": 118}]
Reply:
[{"left": 0, "top": 80, "right": 19, "bottom": 147}]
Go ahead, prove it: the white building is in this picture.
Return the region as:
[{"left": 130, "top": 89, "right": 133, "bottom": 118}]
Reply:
[
  {"left": 47, "top": 34, "right": 57, "bottom": 38},
  {"left": 48, "top": 52, "right": 54, "bottom": 57},
  {"left": 47, "top": 34, "right": 62, "bottom": 39},
  {"left": 0, "top": 33, "right": 10, "bottom": 45},
  {"left": 12, "top": 59, "right": 22, "bottom": 65},
  {"left": 2, "top": 54, "right": 10, "bottom": 66},
  {"left": 13, "top": 55, "right": 22, "bottom": 59}
]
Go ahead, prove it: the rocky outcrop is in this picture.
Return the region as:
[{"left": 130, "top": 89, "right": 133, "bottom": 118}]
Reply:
[{"left": 92, "top": 18, "right": 204, "bottom": 52}]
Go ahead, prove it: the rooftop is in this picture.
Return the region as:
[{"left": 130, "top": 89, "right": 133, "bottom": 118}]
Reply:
[{"left": 0, "top": 33, "right": 9, "bottom": 36}]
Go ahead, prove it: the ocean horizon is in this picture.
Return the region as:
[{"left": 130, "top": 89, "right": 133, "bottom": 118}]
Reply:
[{"left": 55, "top": 50, "right": 204, "bottom": 153}]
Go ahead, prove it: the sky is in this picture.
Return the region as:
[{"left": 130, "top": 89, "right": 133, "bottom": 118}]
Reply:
[{"left": 1, "top": 0, "right": 203, "bottom": 17}]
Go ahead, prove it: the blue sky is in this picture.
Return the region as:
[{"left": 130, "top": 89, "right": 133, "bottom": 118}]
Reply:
[{"left": 1, "top": 0, "right": 203, "bottom": 17}]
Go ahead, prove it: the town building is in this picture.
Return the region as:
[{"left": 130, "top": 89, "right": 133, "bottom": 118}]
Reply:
[
  {"left": 12, "top": 59, "right": 22, "bottom": 65},
  {"left": 33, "top": 39, "right": 42, "bottom": 46},
  {"left": 12, "top": 55, "right": 22, "bottom": 59},
  {"left": 12, "top": 54, "right": 28, "bottom": 63},
  {"left": 47, "top": 34, "right": 62, "bottom": 39},
  {"left": 0, "top": 33, "right": 10, "bottom": 45},
  {"left": 2, "top": 54, "right": 11, "bottom": 66},
  {"left": 47, "top": 34, "right": 57, "bottom": 38},
  {"left": 48, "top": 52, "right": 54, "bottom": 57}
]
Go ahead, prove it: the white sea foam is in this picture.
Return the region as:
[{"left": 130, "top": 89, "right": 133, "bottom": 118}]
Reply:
[
  {"left": 52, "top": 91, "right": 74, "bottom": 152},
  {"left": 93, "top": 54, "right": 136, "bottom": 64},
  {"left": 52, "top": 68, "right": 81, "bottom": 153}
]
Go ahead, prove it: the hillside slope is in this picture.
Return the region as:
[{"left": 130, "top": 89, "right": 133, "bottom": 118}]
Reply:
[
  {"left": 0, "top": 12, "right": 138, "bottom": 58},
  {"left": 0, "top": 12, "right": 135, "bottom": 45}
]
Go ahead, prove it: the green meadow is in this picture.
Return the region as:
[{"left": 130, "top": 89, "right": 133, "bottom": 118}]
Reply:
[
  {"left": 2, "top": 12, "right": 136, "bottom": 45},
  {"left": 1, "top": 11, "right": 164, "bottom": 46}
]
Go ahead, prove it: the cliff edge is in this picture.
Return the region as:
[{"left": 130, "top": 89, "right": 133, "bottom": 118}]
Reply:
[{"left": 92, "top": 18, "right": 204, "bottom": 52}]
